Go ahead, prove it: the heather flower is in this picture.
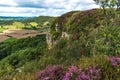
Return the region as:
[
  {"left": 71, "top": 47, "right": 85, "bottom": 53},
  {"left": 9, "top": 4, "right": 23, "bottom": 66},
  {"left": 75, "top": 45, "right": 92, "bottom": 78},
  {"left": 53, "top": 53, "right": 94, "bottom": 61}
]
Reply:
[
  {"left": 63, "top": 65, "right": 78, "bottom": 80},
  {"left": 75, "top": 76, "right": 81, "bottom": 80},
  {"left": 68, "top": 65, "right": 78, "bottom": 73},
  {"left": 80, "top": 72, "right": 90, "bottom": 80},
  {"left": 109, "top": 56, "right": 120, "bottom": 66},
  {"left": 116, "top": 57, "right": 120, "bottom": 62},
  {"left": 36, "top": 65, "right": 65, "bottom": 80},
  {"left": 63, "top": 65, "right": 101, "bottom": 80},
  {"left": 36, "top": 65, "right": 101, "bottom": 80},
  {"left": 63, "top": 73, "right": 70, "bottom": 80}
]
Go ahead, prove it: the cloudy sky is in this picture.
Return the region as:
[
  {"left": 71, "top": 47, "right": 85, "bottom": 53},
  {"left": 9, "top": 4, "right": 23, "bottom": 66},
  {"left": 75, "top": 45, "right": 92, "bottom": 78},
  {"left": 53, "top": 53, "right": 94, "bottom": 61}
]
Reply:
[{"left": 0, "top": 0, "right": 99, "bottom": 17}]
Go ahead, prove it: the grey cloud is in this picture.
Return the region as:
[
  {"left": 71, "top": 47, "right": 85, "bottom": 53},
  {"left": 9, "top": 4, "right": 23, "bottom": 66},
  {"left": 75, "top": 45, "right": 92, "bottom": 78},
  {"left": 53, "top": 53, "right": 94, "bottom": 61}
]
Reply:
[{"left": 13, "top": 0, "right": 46, "bottom": 8}]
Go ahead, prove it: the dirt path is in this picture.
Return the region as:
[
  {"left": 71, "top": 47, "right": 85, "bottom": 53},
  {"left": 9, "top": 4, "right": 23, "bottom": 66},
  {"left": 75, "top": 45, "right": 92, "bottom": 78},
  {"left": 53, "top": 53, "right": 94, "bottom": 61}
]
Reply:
[{"left": 0, "top": 29, "right": 47, "bottom": 42}]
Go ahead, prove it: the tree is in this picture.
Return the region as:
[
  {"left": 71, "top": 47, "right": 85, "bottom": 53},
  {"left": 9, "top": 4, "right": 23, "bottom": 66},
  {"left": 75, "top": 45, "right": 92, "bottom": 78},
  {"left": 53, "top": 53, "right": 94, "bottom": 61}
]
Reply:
[
  {"left": 94, "top": 0, "right": 113, "bottom": 18},
  {"left": 93, "top": 0, "right": 120, "bottom": 51},
  {"left": 93, "top": 0, "right": 120, "bottom": 26},
  {"left": 94, "top": 0, "right": 120, "bottom": 9},
  {"left": 1, "top": 25, "right": 3, "bottom": 28},
  {"left": 116, "top": 0, "right": 120, "bottom": 9}
]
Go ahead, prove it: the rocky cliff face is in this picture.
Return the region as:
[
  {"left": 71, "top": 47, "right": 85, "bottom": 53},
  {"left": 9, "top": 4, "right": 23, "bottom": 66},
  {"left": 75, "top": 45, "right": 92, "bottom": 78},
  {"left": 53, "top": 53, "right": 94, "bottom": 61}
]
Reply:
[
  {"left": 46, "top": 25, "right": 70, "bottom": 49},
  {"left": 47, "top": 9, "right": 102, "bottom": 49},
  {"left": 47, "top": 9, "right": 120, "bottom": 49}
]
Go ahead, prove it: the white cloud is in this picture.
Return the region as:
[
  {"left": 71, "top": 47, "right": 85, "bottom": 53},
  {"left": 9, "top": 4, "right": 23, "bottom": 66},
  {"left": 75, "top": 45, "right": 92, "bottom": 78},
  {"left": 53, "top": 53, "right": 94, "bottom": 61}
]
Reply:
[
  {"left": 0, "top": 0, "right": 17, "bottom": 6},
  {"left": 0, "top": 7, "right": 47, "bottom": 16},
  {"left": 0, "top": 0, "right": 100, "bottom": 16}
]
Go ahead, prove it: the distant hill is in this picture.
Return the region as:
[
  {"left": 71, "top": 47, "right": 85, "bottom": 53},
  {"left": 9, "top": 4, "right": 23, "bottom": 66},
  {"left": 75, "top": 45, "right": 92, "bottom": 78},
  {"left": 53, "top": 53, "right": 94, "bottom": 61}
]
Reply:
[
  {"left": 0, "top": 16, "right": 56, "bottom": 26},
  {"left": 24, "top": 16, "right": 56, "bottom": 26},
  {"left": 0, "top": 16, "right": 30, "bottom": 21},
  {"left": 0, "top": 16, "right": 30, "bottom": 25}
]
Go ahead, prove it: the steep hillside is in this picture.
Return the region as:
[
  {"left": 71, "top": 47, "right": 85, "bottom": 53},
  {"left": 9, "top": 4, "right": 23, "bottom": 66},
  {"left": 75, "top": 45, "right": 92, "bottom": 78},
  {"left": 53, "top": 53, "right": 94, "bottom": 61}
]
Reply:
[
  {"left": 50, "top": 9, "right": 120, "bottom": 55},
  {"left": 36, "top": 9, "right": 120, "bottom": 80},
  {"left": 51, "top": 9, "right": 104, "bottom": 39},
  {"left": 0, "top": 35, "right": 47, "bottom": 77}
]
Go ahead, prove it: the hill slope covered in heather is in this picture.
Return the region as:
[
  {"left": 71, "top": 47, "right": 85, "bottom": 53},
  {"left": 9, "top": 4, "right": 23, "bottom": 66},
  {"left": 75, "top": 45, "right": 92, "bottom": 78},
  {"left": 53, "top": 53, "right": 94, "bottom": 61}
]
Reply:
[{"left": 0, "top": 9, "right": 120, "bottom": 80}]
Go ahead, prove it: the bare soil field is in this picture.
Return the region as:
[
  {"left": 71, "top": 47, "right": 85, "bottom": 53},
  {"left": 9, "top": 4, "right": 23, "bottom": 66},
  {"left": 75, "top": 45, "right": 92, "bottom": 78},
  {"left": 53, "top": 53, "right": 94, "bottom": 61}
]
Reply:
[{"left": 0, "top": 29, "right": 46, "bottom": 42}]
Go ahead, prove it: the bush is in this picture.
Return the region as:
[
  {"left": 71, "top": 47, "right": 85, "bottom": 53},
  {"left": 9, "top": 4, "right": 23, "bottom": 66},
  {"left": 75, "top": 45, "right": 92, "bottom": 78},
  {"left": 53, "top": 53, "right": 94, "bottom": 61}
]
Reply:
[
  {"left": 36, "top": 56, "right": 120, "bottom": 80},
  {"left": 63, "top": 65, "right": 101, "bottom": 80},
  {"left": 36, "top": 65, "right": 65, "bottom": 80}
]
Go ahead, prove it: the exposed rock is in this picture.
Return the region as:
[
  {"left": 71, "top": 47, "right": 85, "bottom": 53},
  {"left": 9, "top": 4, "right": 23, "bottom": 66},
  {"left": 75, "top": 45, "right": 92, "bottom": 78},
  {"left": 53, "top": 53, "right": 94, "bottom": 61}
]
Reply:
[
  {"left": 55, "top": 23, "right": 61, "bottom": 32},
  {"left": 61, "top": 32, "right": 70, "bottom": 39},
  {"left": 46, "top": 32, "right": 52, "bottom": 49},
  {"left": 46, "top": 31, "right": 70, "bottom": 49}
]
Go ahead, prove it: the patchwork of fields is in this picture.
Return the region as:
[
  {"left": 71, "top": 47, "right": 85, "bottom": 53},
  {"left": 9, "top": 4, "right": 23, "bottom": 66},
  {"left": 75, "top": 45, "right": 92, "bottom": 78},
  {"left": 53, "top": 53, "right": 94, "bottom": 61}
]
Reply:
[{"left": 0, "top": 29, "right": 46, "bottom": 42}]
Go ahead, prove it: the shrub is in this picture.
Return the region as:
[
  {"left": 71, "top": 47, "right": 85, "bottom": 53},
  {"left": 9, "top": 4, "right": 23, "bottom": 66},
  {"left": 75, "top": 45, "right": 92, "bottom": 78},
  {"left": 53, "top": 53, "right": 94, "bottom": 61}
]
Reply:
[
  {"left": 63, "top": 65, "right": 101, "bottom": 80},
  {"left": 36, "top": 65, "right": 65, "bottom": 80},
  {"left": 109, "top": 56, "right": 120, "bottom": 66}
]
